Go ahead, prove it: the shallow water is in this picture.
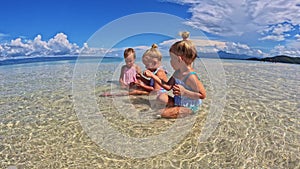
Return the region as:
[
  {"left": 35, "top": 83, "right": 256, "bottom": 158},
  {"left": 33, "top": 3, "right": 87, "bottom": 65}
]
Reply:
[{"left": 0, "top": 58, "right": 299, "bottom": 168}]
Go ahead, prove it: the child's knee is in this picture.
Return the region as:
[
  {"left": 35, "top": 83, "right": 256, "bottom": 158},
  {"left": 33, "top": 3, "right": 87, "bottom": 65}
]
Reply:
[{"left": 157, "top": 93, "right": 169, "bottom": 104}]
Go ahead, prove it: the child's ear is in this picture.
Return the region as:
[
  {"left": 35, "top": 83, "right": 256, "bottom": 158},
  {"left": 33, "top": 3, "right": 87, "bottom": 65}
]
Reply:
[{"left": 178, "top": 55, "right": 183, "bottom": 62}]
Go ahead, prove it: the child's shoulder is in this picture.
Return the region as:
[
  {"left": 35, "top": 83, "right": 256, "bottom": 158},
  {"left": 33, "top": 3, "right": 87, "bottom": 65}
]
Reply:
[
  {"left": 134, "top": 64, "right": 141, "bottom": 72},
  {"left": 120, "top": 65, "right": 127, "bottom": 70},
  {"left": 157, "top": 68, "right": 166, "bottom": 73},
  {"left": 133, "top": 63, "right": 140, "bottom": 68},
  {"left": 156, "top": 68, "right": 167, "bottom": 77},
  {"left": 186, "top": 70, "right": 200, "bottom": 81}
]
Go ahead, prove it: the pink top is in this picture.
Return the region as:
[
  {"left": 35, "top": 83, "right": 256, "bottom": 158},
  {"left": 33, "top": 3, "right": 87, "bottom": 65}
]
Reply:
[{"left": 123, "top": 66, "right": 137, "bottom": 85}]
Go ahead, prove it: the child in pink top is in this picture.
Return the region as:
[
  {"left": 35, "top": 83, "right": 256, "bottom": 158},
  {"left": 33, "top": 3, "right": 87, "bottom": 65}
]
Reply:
[{"left": 119, "top": 48, "right": 141, "bottom": 88}]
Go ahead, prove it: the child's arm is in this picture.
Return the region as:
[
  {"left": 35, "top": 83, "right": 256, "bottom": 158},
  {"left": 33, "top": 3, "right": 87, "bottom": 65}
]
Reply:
[
  {"left": 136, "top": 82, "right": 154, "bottom": 92},
  {"left": 119, "top": 66, "right": 127, "bottom": 88},
  {"left": 134, "top": 64, "right": 142, "bottom": 74},
  {"left": 173, "top": 74, "right": 206, "bottom": 99},
  {"left": 143, "top": 70, "right": 174, "bottom": 91},
  {"left": 153, "top": 69, "right": 168, "bottom": 91}
]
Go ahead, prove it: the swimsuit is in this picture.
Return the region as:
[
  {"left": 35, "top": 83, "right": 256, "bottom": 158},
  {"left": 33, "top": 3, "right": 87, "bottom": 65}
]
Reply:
[
  {"left": 173, "top": 72, "right": 202, "bottom": 112},
  {"left": 123, "top": 66, "right": 137, "bottom": 85},
  {"left": 149, "top": 68, "right": 167, "bottom": 94}
]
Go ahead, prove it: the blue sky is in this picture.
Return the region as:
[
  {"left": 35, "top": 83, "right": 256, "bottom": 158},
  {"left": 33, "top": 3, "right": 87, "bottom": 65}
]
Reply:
[{"left": 1, "top": 0, "right": 300, "bottom": 58}]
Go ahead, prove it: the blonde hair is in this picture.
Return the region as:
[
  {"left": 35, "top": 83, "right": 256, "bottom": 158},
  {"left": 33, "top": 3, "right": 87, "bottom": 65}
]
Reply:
[
  {"left": 124, "top": 48, "right": 136, "bottom": 59},
  {"left": 180, "top": 31, "right": 190, "bottom": 40},
  {"left": 142, "top": 44, "right": 162, "bottom": 61},
  {"left": 169, "top": 38, "right": 197, "bottom": 64}
]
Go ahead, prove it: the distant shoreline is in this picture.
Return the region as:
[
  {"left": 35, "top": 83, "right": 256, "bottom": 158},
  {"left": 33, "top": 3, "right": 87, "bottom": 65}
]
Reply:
[
  {"left": 1, "top": 54, "right": 299, "bottom": 66},
  {"left": 246, "top": 55, "right": 300, "bottom": 65},
  {"left": 0, "top": 56, "right": 123, "bottom": 66},
  {"left": 199, "top": 51, "right": 300, "bottom": 65}
]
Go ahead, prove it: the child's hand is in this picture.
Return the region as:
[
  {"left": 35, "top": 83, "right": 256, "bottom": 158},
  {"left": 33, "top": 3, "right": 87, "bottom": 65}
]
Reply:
[
  {"left": 129, "top": 82, "right": 136, "bottom": 88},
  {"left": 120, "top": 83, "right": 128, "bottom": 89},
  {"left": 133, "top": 81, "right": 142, "bottom": 87},
  {"left": 136, "top": 73, "right": 142, "bottom": 79},
  {"left": 143, "top": 70, "right": 153, "bottom": 78},
  {"left": 173, "top": 84, "right": 185, "bottom": 96}
]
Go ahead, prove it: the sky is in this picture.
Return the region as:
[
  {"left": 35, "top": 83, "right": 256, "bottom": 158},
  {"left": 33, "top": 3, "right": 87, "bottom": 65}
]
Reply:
[{"left": 1, "top": 0, "right": 300, "bottom": 59}]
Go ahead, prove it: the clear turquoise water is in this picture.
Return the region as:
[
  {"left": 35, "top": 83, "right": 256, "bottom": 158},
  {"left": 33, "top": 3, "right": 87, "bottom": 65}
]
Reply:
[{"left": 0, "top": 58, "right": 299, "bottom": 168}]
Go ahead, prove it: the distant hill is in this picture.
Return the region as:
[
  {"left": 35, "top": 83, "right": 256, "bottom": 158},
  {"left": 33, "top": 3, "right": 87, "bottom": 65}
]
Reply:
[
  {"left": 247, "top": 55, "right": 300, "bottom": 64},
  {"left": 199, "top": 51, "right": 300, "bottom": 65},
  {"left": 217, "top": 51, "right": 254, "bottom": 59}
]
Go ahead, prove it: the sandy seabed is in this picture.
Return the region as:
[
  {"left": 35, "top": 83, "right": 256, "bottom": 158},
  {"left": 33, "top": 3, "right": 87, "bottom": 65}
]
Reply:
[{"left": 0, "top": 58, "right": 299, "bottom": 168}]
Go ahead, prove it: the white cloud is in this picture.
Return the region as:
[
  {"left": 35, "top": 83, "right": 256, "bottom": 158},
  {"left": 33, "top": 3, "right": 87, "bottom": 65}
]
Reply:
[
  {"left": 25, "top": 35, "right": 50, "bottom": 56},
  {"left": 79, "top": 43, "right": 154, "bottom": 59},
  {"left": 224, "top": 42, "right": 264, "bottom": 57},
  {"left": 79, "top": 43, "right": 120, "bottom": 56},
  {"left": 79, "top": 43, "right": 102, "bottom": 55},
  {"left": 259, "top": 23, "right": 294, "bottom": 41},
  {"left": 159, "top": 38, "right": 179, "bottom": 47},
  {"left": 287, "top": 40, "right": 300, "bottom": 49},
  {"left": 159, "top": 38, "right": 265, "bottom": 57},
  {"left": 163, "top": 0, "right": 300, "bottom": 39},
  {"left": 0, "top": 33, "right": 162, "bottom": 59},
  {"left": 186, "top": 1, "right": 241, "bottom": 36},
  {"left": 127, "top": 45, "right": 152, "bottom": 57},
  {"left": 0, "top": 33, "right": 81, "bottom": 58},
  {"left": 246, "top": 0, "right": 300, "bottom": 26},
  {"left": 270, "top": 42, "right": 300, "bottom": 57},
  {"left": 271, "top": 23, "right": 294, "bottom": 35},
  {"left": 259, "top": 35, "right": 286, "bottom": 41},
  {"left": 295, "top": 34, "right": 300, "bottom": 40},
  {"left": 47, "top": 33, "right": 79, "bottom": 55},
  {"left": 5, "top": 38, "right": 32, "bottom": 57},
  {"left": 0, "top": 45, "right": 4, "bottom": 53},
  {"left": 159, "top": 38, "right": 226, "bottom": 53}
]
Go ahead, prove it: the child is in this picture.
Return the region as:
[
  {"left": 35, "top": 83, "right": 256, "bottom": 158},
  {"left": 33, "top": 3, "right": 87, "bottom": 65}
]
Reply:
[
  {"left": 119, "top": 48, "right": 141, "bottom": 89},
  {"left": 144, "top": 33, "right": 206, "bottom": 118},
  {"left": 101, "top": 45, "right": 168, "bottom": 97},
  {"left": 101, "top": 47, "right": 148, "bottom": 97},
  {"left": 131, "top": 44, "right": 168, "bottom": 101}
]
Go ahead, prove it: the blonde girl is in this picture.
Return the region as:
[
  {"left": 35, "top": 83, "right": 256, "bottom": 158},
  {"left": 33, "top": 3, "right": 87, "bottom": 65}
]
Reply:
[
  {"left": 144, "top": 33, "right": 206, "bottom": 118},
  {"left": 134, "top": 44, "right": 168, "bottom": 102}
]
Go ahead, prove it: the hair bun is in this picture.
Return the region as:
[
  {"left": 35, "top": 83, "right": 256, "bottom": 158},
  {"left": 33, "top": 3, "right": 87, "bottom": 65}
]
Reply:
[
  {"left": 180, "top": 31, "right": 190, "bottom": 40},
  {"left": 151, "top": 44, "right": 158, "bottom": 49}
]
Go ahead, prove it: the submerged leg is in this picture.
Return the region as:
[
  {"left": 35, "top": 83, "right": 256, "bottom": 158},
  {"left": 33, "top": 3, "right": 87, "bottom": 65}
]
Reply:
[
  {"left": 159, "top": 106, "right": 192, "bottom": 119},
  {"left": 128, "top": 89, "right": 149, "bottom": 95}
]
